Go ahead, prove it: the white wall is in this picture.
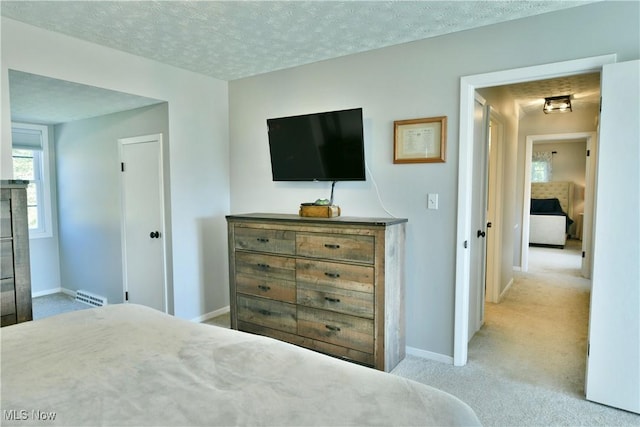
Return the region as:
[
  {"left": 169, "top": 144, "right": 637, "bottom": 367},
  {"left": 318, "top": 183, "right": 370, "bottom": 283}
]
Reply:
[
  {"left": 229, "top": 2, "right": 640, "bottom": 357},
  {"left": 1, "top": 18, "right": 230, "bottom": 319},
  {"left": 54, "top": 103, "right": 169, "bottom": 305}
]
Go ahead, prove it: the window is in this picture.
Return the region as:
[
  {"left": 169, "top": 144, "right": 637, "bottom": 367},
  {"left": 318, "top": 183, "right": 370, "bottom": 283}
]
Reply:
[
  {"left": 11, "top": 124, "right": 52, "bottom": 238},
  {"left": 531, "top": 151, "right": 553, "bottom": 182}
]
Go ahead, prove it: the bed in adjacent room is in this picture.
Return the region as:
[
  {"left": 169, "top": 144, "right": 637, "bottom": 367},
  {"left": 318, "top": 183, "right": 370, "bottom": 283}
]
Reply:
[
  {"left": 529, "top": 181, "right": 574, "bottom": 248},
  {"left": 1, "top": 304, "right": 481, "bottom": 426}
]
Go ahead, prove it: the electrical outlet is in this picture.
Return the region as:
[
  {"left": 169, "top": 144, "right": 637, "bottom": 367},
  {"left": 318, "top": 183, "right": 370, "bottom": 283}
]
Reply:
[{"left": 427, "top": 193, "right": 439, "bottom": 210}]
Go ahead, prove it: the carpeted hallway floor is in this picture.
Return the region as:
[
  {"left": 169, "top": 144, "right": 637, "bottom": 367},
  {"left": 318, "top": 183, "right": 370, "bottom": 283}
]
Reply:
[
  {"left": 476, "top": 239, "right": 590, "bottom": 397},
  {"left": 392, "top": 239, "right": 639, "bottom": 426}
]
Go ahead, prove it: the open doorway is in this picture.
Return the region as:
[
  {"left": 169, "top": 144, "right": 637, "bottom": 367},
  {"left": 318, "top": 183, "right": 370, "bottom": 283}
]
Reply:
[
  {"left": 521, "top": 132, "right": 598, "bottom": 277},
  {"left": 8, "top": 70, "right": 172, "bottom": 316},
  {"left": 472, "top": 78, "right": 598, "bottom": 396},
  {"left": 455, "top": 55, "right": 640, "bottom": 414},
  {"left": 454, "top": 55, "right": 614, "bottom": 368}
]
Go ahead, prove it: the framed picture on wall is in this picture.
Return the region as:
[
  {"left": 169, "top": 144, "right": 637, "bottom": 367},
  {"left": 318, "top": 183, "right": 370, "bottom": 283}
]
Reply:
[{"left": 393, "top": 116, "right": 447, "bottom": 163}]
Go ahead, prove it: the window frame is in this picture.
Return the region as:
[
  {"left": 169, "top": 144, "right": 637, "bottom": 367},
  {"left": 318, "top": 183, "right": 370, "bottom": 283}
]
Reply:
[{"left": 12, "top": 123, "right": 53, "bottom": 239}]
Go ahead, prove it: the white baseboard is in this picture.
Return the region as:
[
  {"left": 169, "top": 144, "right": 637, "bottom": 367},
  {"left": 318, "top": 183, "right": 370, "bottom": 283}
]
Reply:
[
  {"left": 191, "top": 305, "right": 230, "bottom": 323},
  {"left": 498, "top": 277, "right": 514, "bottom": 302},
  {"left": 32, "top": 287, "right": 75, "bottom": 298},
  {"left": 406, "top": 346, "right": 454, "bottom": 365}
]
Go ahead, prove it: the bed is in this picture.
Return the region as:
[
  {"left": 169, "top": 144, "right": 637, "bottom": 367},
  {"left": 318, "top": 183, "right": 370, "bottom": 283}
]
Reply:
[
  {"left": 529, "top": 181, "right": 574, "bottom": 248},
  {"left": 1, "top": 304, "right": 481, "bottom": 426}
]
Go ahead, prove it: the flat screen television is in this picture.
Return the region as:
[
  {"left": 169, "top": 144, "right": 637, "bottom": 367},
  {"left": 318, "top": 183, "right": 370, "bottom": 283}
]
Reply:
[{"left": 267, "top": 108, "right": 365, "bottom": 181}]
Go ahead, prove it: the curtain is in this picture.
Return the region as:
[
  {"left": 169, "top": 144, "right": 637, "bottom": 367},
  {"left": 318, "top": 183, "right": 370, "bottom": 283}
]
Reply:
[{"left": 531, "top": 151, "right": 553, "bottom": 182}]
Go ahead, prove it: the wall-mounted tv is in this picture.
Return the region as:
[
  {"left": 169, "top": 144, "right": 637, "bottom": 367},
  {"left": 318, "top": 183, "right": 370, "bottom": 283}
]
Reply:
[{"left": 267, "top": 108, "right": 366, "bottom": 181}]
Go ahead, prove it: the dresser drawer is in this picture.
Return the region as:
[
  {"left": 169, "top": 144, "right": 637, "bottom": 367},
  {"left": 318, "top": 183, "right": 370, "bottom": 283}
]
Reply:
[
  {"left": 236, "top": 273, "right": 295, "bottom": 303},
  {"left": 1, "top": 278, "right": 16, "bottom": 315},
  {"left": 236, "top": 252, "right": 295, "bottom": 282},
  {"left": 297, "top": 306, "right": 373, "bottom": 354},
  {"left": 296, "top": 259, "right": 373, "bottom": 293},
  {"left": 234, "top": 226, "right": 295, "bottom": 255},
  {"left": 296, "top": 233, "right": 374, "bottom": 264},
  {"left": 237, "top": 295, "right": 297, "bottom": 334},
  {"left": 1, "top": 314, "right": 17, "bottom": 327},
  {"left": 297, "top": 282, "right": 373, "bottom": 319},
  {"left": 0, "top": 199, "right": 11, "bottom": 239},
  {"left": 1, "top": 241, "right": 14, "bottom": 279}
]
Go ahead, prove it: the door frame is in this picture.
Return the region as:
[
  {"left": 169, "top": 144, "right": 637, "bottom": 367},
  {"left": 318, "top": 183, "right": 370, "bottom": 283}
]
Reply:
[
  {"left": 454, "top": 54, "right": 617, "bottom": 366},
  {"left": 520, "top": 132, "right": 596, "bottom": 273},
  {"left": 485, "top": 108, "right": 505, "bottom": 303},
  {"left": 118, "top": 133, "right": 170, "bottom": 313}
]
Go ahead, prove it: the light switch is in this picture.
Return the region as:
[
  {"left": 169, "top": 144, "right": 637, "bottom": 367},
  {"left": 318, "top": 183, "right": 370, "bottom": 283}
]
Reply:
[{"left": 427, "top": 193, "right": 439, "bottom": 210}]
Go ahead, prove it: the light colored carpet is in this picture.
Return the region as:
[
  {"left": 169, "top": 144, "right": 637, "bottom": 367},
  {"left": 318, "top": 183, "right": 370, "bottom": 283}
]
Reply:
[
  {"left": 32, "top": 292, "right": 90, "bottom": 320},
  {"left": 392, "top": 240, "right": 639, "bottom": 426},
  {"left": 203, "top": 311, "right": 230, "bottom": 328}
]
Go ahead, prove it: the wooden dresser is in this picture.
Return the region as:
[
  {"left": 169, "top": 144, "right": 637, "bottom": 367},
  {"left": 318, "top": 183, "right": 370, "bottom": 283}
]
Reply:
[
  {"left": 1, "top": 181, "right": 33, "bottom": 327},
  {"left": 226, "top": 213, "right": 407, "bottom": 372}
]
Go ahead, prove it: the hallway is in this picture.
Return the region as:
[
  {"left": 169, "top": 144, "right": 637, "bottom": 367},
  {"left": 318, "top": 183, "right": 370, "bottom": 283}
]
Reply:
[{"left": 481, "top": 239, "right": 590, "bottom": 396}]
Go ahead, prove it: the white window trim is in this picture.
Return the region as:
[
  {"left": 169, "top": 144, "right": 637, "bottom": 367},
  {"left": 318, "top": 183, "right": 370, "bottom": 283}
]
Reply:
[{"left": 12, "top": 122, "right": 53, "bottom": 239}]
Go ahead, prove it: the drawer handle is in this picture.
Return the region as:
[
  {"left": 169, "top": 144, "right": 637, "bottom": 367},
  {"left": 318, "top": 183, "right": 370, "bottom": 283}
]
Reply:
[
  {"left": 325, "top": 324, "right": 341, "bottom": 332},
  {"left": 258, "top": 309, "right": 271, "bottom": 316},
  {"left": 256, "top": 238, "right": 270, "bottom": 243},
  {"left": 257, "top": 263, "right": 270, "bottom": 269},
  {"left": 324, "top": 297, "right": 341, "bottom": 303},
  {"left": 257, "top": 285, "right": 271, "bottom": 292},
  {"left": 324, "top": 243, "right": 340, "bottom": 249},
  {"left": 324, "top": 272, "right": 340, "bottom": 279}
]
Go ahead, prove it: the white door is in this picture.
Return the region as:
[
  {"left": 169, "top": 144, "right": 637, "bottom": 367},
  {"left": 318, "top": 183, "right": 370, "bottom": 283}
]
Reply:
[
  {"left": 468, "top": 95, "right": 489, "bottom": 340},
  {"left": 585, "top": 60, "right": 640, "bottom": 414},
  {"left": 119, "top": 134, "right": 167, "bottom": 312},
  {"left": 485, "top": 112, "right": 504, "bottom": 303}
]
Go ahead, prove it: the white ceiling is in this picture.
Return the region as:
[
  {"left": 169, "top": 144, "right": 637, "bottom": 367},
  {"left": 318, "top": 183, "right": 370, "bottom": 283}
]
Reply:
[{"left": 2, "top": 0, "right": 600, "bottom": 124}]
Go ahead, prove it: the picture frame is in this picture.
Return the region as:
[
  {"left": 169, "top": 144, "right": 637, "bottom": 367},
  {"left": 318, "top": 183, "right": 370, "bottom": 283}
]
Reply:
[{"left": 393, "top": 116, "right": 447, "bottom": 163}]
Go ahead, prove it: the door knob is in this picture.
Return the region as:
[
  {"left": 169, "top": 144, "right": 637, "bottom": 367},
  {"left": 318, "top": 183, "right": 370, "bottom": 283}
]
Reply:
[
  {"left": 477, "top": 230, "right": 486, "bottom": 238},
  {"left": 150, "top": 231, "right": 160, "bottom": 239}
]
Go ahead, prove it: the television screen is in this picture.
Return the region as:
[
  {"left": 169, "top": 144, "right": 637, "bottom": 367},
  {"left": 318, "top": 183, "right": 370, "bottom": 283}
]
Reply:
[{"left": 267, "top": 108, "right": 365, "bottom": 181}]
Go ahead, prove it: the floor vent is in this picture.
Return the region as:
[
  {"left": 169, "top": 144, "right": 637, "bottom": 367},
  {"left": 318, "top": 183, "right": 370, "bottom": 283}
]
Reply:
[{"left": 75, "top": 290, "right": 108, "bottom": 307}]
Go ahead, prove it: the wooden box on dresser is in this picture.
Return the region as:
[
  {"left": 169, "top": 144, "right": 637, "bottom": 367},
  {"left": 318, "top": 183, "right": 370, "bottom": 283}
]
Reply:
[
  {"left": 1, "top": 181, "right": 33, "bottom": 327},
  {"left": 226, "top": 213, "right": 407, "bottom": 372}
]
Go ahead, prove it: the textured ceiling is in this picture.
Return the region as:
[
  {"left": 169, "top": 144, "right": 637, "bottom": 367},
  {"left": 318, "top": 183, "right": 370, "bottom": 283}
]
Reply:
[
  {"left": 2, "top": 0, "right": 600, "bottom": 124},
  {"left": 1, "top": 1, "right": 596, "bottom": 81},
  {"left": 9, "top": 70, "right": 164, "bottom": 125}
]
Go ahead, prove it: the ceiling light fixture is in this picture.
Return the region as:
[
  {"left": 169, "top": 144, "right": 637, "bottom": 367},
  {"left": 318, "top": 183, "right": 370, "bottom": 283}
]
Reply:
[{"left": 543, "top": 95, "right": 572, "bottom": 114}]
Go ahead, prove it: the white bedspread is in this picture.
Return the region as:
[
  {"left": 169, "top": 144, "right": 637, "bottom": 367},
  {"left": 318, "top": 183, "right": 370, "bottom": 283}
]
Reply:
[{"left": 1, "top": 304, "right": 481, "bottom": 426}]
